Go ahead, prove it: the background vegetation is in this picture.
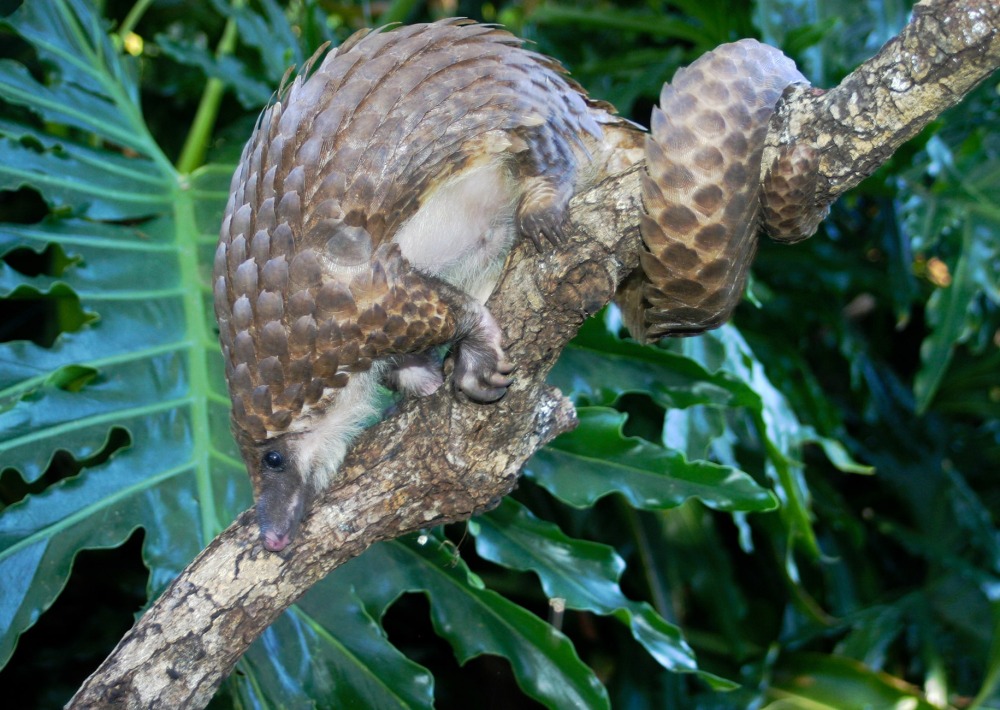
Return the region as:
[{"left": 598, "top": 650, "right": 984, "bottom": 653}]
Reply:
[{"left": 0, "top": 0, "right": 998, "bottom": 707}]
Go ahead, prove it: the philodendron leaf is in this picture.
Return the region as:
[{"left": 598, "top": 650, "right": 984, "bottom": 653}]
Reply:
[
  {"left": 0, "top": 0, "right": 245, "bottom": 668},
  {"left": 157, "top": 37, "right": 274, "bottom": 109},
  {"left": 549, "top": 315, "right": 761, "bottom": 411},
  {"left": 767, "top": 653, "right": 939, "bottom": 710},
  {"left": 527, "top": 407, "right": 778, "bottom": 512},
  {"left": 209, "top": 0, "right": 318, "bottom": 82},
  {"left": 324, "top": 536, "right": 611, "bottom": 710},
  {"left": 232, "top": 589, "right": 435, "bottom": 710},
  {"left": 472, "top": 498, "right": 737, "bottom": 689},
  {"left": 548, "top": 316, "right": 847, "bottom": 574},
  {"left": 673, "top": 326, "right": 824, "bottom": 562},
  {"left": 0, "top": 5, "right": 441, "bottom": 705}
]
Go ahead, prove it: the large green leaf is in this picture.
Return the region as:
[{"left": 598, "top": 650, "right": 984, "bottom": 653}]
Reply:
[
  {"left": 0, "top": 0, "right": 232, "bottom": 668},
  {"left": 232, "top": 589, "right": 436, "bottom": 709},
  {"left": 549, "top": 316, "right": 871, "bottom": 575},
  {"left": 670, "top": 326, "right": 823, "bottom": 563},
  {"left": 471, "top": 497, "right": 736, "bottom": 689},
  {"left": 0, "top": 4, "right": 449, "bottom": 706},
  {"left": 324, "top": 535, "right": 611, "bottom": 710},
  {"left": 548, "top": 315, "right": 761, "bottom": 412},
  {"left": 528, "top": 407, "right": 778, "bottom": 513}
]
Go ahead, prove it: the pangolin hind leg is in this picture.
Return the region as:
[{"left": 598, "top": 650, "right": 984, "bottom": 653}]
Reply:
[
  {"left": 384, "top": 301, "right": 514, "bottom": 403},
  {"left": 386, "top": 351, "right": 445, "bottom": 397},
  {"left": 632, "top": 40, "right": 810, "bottom": 340}
]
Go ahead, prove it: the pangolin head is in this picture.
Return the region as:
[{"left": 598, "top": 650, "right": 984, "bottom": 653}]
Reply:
[{"left": 231, "top": 422, "right": 310, "bottom": 552}]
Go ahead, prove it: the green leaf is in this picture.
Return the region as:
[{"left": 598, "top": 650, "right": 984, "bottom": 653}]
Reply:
[
  {"left": 527, "top": 407, "right": 778, "bottom": 513},
  {"left": 0, "top": 0, "right": 236, "bottom": 667},
  {"left": 836, "top": 604, "right": 908, "bottom": 669},
  {"left": 802, "top": 428, "right": 874, "bottom": 475},
  {"left": 767, "top": 653, "right": 939, "bottom": 710},
  {"left": 156, "top": 36, "right": 274, "bottom": 110},
  {"left": 971, "top": 601, "right": 1000, "bottom": 710},
  {"left": 901, "top": 134, "right": 1000, "bottom": 412},
  {"left": 915, "top": 216, "right": 996, "bottom": 412},
  {"left": 472, "top": 498, "right": 736, "bottom": 689},
  {"left": 231, "top": 591, "right": 435, "bottom": 709},
  {"left": 527, "top": 5, "right": 714, "bottom": 48},
  {"left": 326, "top": 536, "right": 611, "bottom": 710},
  {"left": 210, "top": 0, "right": 318, "bottom": 81},
  {"left": 549, "top": 315, "right": 761, "bottom": 411},
  {"left": 680, "top": 326, "right": 823, "bottom": 561}
]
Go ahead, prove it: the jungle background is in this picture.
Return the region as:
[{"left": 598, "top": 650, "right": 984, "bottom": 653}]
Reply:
[{"left": 0, "top": 0, "right": 998, "bottom": 707}]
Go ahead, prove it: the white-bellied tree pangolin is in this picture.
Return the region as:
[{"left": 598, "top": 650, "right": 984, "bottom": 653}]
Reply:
[{"left": 214, "top": 18, "right": 822, "bottom": 551}]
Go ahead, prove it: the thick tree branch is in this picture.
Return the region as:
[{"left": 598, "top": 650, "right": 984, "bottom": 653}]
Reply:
[
  {"left": 764, "top": 0, "right": 1000, "bottom": 210},
  {"left": 70, "top": 0, "right": 998, "bottom": 706}
]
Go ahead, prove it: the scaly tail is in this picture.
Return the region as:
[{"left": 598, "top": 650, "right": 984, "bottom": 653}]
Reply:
[{"left": 625, "top": 40, "right": 817, "bottom": 341}]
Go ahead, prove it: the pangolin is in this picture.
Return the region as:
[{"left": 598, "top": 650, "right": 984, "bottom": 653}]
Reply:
[{"left": 214, "top": 19, "right": 819, "bottom": 551}]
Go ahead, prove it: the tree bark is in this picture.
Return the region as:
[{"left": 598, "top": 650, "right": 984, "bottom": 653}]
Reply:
[
  {"left": 69, "top": 0, "right": 998, "bottom": 707},
  {"left": 764, "top": 0, "right": 1000, "bottom": 210}
]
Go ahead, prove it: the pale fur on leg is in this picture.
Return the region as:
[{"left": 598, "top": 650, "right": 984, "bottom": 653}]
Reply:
[{"left": 286, "top": 365, "right": 385, "bottom": 490}]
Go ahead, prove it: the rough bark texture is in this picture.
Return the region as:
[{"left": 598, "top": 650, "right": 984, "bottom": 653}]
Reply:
[
  {"left": 69, "top": 0, "right": 998, "bottom": 707},
  {"left": 762, "top": 0, "right": 1000, "bottom": 211}
]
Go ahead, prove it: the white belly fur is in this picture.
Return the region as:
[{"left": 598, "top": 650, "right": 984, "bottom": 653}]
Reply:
[{"left": 393, "top": 160, "right": 519, "bottom": 303}]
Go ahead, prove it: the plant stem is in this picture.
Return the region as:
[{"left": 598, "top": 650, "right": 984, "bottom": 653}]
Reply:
[
  {"left": 119, "top": 0, "right": 156, "bottom": 38},
  {"left": 175, "top": 8, "right": 241, "bottom": 174},
  {"left": 621, "top": 501, "right": 674, "bottom": 620}
]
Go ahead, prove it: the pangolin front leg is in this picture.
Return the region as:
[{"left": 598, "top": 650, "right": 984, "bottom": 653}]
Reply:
[
  {"left": 386, "top": 351, "right": 445, "bottom": 397},
  {"left": 390, "top": 267, "right": 516, "bottom": 403}
]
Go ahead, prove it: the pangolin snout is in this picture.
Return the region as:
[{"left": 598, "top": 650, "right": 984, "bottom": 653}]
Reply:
[
  {"left": 262, "top": 528, "right": 293, "bottom": 552},
  {"left": 256, "top": 485, "right": 307, "bottom": 552}
]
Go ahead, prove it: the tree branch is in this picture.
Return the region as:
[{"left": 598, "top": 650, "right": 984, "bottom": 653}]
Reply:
[
  {"left": 69, "top": 0, "right": 998, "bottom": 706},
  {"left": 764, "top": 0, "right": 1000, "bottom": 210}
]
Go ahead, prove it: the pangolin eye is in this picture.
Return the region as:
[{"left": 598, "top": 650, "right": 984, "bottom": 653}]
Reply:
[{"left": 262, "top": 450, "right": 284, "bottom": 470}]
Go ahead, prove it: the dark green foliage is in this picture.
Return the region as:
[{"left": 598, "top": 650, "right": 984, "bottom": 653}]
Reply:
[{"left": 0, "top": 0, "right": 997, "bottom": 708}]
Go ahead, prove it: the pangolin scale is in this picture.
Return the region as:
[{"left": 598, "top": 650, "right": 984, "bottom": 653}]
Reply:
[{"left": 214, "top": 18, "right": 820, "bottom": 550}]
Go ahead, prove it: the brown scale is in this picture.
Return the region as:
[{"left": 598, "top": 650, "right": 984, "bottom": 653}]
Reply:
[
  {"left": 215, "top": 19, "right": 612, "bottom": 443},
  {"left": 762, "top": 142, "right": 829, "bottom": 243},
  {"left": 636, "top": 39, "right": 812, "bottom": 339},
  {"left": 215, "top": 25, "right": 828, "bottom": 430}
]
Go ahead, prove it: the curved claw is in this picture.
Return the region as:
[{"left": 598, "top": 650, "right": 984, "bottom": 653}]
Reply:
[
  {"left": 454, "top": 306, "right": 515, "bottom": 403},
  {"left": 457, "top": 360, "right": 515, "bottom": 402},
  {"left": 540, "top": 223, "right": 566, "bottom": 247},
  {"left": 487, "top": 371, "right": 515, "bottom": 389},
  {"left": 515, "top": 176, "right": 570, "bottom": 251},
  {"left": 459, "top": 377, "right": 512, "bottom": 403},
  {"left": 520, "top": 215, "right": 565, "bottom": 251}
]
